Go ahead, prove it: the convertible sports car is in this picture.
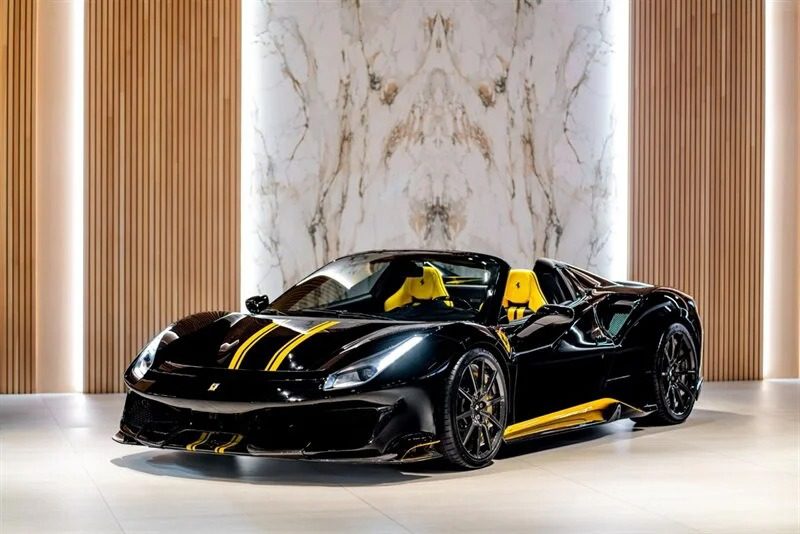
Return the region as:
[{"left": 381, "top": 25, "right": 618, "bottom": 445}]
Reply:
[{"left": 115, "top": 250, "right": 703, "bottom": 468}]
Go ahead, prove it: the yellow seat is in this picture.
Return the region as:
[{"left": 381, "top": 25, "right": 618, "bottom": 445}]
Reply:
[
  {"left": 502, "top": 269, "right": 547, "bottom": 321},
  {"left": 384, "top": 265, "right": 450, "bottom": 311}
]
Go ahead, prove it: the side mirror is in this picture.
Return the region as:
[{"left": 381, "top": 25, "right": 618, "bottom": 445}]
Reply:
[
  {"left": 518, "top": 303, "right": 575, "bottom": 340},
  {"left": 245, "top": 295, "right": 270, "bottom": 314},
  {"left": 522, "top": 304, "right": 575, "bottom": 328}
]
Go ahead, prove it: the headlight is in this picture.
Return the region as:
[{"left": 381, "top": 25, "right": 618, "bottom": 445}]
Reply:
[
  {"left": 323, "top": 336, "right": 424, "bottom": 391},
  {"left": 131, "top": 330, "right": 170, "bottom": 381}
]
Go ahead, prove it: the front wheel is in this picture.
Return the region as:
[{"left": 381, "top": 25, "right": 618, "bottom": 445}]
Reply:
[
  {"left": 439, "top": 348, "right": 508, "bottom": 469},
  {"left": 636, "top": 323, "right": 700, "bottom": 425}
]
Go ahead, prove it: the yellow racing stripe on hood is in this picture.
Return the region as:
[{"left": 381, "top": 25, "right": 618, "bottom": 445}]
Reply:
[
  {"left": 228, "top": 322, "right": 280, "bottom": 370},
  {"left": 264, "top": 320, "right": 339, "bottom": 371}
]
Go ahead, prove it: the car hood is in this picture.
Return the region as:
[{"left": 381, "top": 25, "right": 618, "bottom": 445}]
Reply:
[{"left": 155, "top": 312, "right": 441, "bottom": 373}]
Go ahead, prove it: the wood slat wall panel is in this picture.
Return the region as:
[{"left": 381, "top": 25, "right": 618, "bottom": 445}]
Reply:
[
  {"left": 0, "top": 0, "right": 36, "bottom": 393},
  {"left": 85, "top": 0, "right": 240, "bottom": 393},
  {"left": 630, "top": 0, "right": 764, "bottom": 381}
]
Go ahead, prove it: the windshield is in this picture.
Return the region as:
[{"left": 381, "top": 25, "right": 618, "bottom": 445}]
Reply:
[{"left": 270, "top": 252, "right": 502, "bottom": 322}]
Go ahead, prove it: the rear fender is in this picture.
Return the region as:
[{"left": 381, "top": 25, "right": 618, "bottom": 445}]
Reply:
[{"left": 616, "top": 290, "right": 702, "bottom": 404}]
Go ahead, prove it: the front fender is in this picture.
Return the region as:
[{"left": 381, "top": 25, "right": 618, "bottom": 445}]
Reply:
[
  {"left": 124, "top": 311, "right": 233, "bottom": 383},
  {"left": 426, "top": 322, "right": 516, "bottom": 404},
  {"left": 431, "top": 322, "right": 512, "bottom": 365}
]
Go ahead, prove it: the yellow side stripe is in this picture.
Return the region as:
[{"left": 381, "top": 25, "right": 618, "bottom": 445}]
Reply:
[
  {"left": 265, "top": 320, "right": 339, "bottom": 371},
  {"left": 214, "top": 434, "right": 243, "bottom": 454},
  {"left": 503, "top": 398, "right": 645, "bottom": 441},
  {"left": 186, "top": 432, "right": 209, "bottom": 452},
  {"left": 228, "top": 322, "right": 280, "bottom": 369}
]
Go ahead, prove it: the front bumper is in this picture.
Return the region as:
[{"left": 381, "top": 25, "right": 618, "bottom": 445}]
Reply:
[{"left": 115, "top": 372, "right": 442, "bottom": 463}]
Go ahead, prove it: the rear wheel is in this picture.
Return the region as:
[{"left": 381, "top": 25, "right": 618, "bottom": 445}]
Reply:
[
  {"left": 440, "top": 348, "right": 507, "bottom": 469},
  {"left": 636, "top": 323, "right": 699, "bottom": 425}
]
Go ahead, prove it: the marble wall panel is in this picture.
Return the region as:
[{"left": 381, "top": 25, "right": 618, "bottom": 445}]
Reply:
[{"left": 243, "top": 0, "right": 625, "bottom": 297}]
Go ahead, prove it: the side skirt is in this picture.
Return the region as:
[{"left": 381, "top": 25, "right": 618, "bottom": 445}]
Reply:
[{"left": 503, "top": 398, "right": 649, "bottom": 442}]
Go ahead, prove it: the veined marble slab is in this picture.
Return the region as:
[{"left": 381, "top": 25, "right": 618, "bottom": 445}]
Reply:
[{"left": 243, "top": 0, "right": 625, "bottom": 297}]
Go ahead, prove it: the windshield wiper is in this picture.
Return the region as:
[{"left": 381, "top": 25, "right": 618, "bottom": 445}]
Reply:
[
  {"left": 334, "top": 310, "right": 389, "bottom": 320},
  {"left": 295, "top": 308, "right": 387, "bottom": 321}
]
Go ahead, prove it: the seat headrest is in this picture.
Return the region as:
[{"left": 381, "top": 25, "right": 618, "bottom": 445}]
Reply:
[
  {"left": 411, "top": 266, "right": 448, "bottom": 300},
  {"left": 503, "top": 269, "right": 547, "bottom": 313},
  {"left": 384, "top": 265, "right": 449, "bottom": 311}
]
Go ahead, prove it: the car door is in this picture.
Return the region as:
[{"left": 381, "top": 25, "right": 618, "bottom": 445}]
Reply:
[
  {"left": 506, "top": 298, "right": 616, "bottom": 424},
  {"left": 591, "top": 293, "right": 647, "bottom": 402}
]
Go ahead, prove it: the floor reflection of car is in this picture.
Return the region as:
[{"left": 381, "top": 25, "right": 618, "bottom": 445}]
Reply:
[{"left": 115, "top": 250, "right": 703, "bottom": 469}]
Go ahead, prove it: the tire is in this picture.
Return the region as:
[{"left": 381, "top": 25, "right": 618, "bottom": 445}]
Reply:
[
  {"left": 439, "top": 348, "right": 508, "bottom": 469},
  {"left": 635, "top": 323, "right": 700, "bottom": 425}
]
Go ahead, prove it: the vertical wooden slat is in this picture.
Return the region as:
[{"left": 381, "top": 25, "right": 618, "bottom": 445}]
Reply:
[
  {"left": 85, "top": 0, "right": 241, "bottom": 393},
  {"left": 0, "top": 0, "right": 8, "bottom": 392},
  {"left": 0, "top": 0, "right": 36, "bottom": 393},
  {"left": 630, "top": 0, "right": 764, "bottom": 381}
]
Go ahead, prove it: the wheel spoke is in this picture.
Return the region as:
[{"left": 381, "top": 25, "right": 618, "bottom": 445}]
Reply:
[
  {"left": 458, "top": 387, "right": 474, "bottom": 403},
  {"left": 484, "top": 412, "right": 502, "bottom": 429},
  {"left": 674, "top": 384, "right": 688, "bottom": 411},
  {"left": 481, "top": 424, "right": 492, "bottom": 452},
  {"left": 467, "top": 364, "right": 480, "bottom": 396},
  {"left": 456, "top": 410, "right": 472, "bottom": 421},
  {"left": 669, "top": 384, "right": 680, "bottom": 410},
  {"left": 463, "top": 421, "right": 477, "bottom": 443},
  {"left": 483, "top": 368, "right": 497, "bottom": 396},
  {"left": 680, "top": 336, "right": 693, "bottom": 357},
  {"left": 676, "top": 343, "right": 687, "bottom": 361},
  {"left": 675, "top": 379, "right": 696, "bottom": 400},
  {"left": 485, "top": 396, "right": 504, "bottom": 407},
  {"left": 676, "top": 390, "right": 688, "bottom": 412},
  {"left": 472, "top": 425, "right": 482, "bottom": 456}
]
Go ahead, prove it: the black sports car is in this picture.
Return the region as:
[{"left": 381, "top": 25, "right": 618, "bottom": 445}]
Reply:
[{"left": 115, "top": 250, "right": 703, "bottom": 468}]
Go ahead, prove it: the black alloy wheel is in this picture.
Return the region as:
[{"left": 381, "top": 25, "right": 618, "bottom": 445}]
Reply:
[
  {"left": 638, "top": 323, "right": 699, "bottom": 425},
  {"left": 440, "top": 348, "right": 507, "bottom": 468}
]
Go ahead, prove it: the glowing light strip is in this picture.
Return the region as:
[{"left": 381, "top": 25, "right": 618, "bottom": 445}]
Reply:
[
  {"left": 763, "top": 0, "right": 800, "bottom": 378},
  {"left": 610, "top": 0, "right": 630, "bottom": 281},
  {"left": 69, "top": 0, "right": 85, "bottom": 392},
  {"left": 764, "top": 0, "right": 776, "bottom": 377},
  {"left": 240, "top": 0, "right": 259, "bottom": 306}
]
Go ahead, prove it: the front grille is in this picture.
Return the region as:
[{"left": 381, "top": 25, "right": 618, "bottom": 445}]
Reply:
[
  {"left": 121, "top": 392, "right": 387, "bottom": 453},
  {"left": 250, "top": 406, "right": 381, "bottom": 452},
  {"left": 123, "top": 393, "right": 185, "bottom": 430}
]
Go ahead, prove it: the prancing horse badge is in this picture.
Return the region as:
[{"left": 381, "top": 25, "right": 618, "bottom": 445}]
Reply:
[{"left": 208, "top": 383, "right": 220, "bottom": 392}]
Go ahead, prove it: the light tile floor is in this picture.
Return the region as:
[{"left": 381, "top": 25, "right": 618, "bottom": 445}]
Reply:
[{"left": 1, "top": 381, "right": 798, "bottom": 533}]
